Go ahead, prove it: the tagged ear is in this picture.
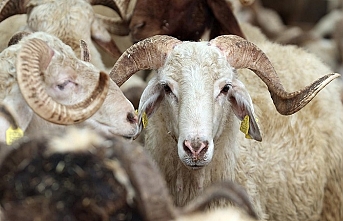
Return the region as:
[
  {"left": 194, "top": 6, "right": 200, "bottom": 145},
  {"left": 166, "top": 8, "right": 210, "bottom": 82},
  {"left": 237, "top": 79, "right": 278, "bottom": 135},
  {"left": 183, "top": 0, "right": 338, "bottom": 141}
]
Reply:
[
  {"left": 137, "top": 77, "right": 164, "bottom": 127},
  {"left": 0, "top": 86, "right": 34, "bottom": 144},
  {"left": 228, "top": 79, "right": 261, "bottom": 141}
]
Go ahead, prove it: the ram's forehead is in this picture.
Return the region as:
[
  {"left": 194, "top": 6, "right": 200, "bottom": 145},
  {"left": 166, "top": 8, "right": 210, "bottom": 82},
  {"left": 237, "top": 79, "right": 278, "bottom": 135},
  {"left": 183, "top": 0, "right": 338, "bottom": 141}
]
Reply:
[{"left": 161, "top": 41, "right": 235, "bottom": 81}]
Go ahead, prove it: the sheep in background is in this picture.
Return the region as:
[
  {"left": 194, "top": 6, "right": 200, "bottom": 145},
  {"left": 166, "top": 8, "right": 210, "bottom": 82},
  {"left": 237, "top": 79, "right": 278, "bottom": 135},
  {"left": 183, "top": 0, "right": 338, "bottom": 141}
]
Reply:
[
  {"left": 0, "top": 14, "right": 27, "bottom": 52},
  {"left": 0, "top": 31, "right": 139, "bottom": 144},
  {"left": 109, "top": 26, "right": 343, "bottom": 221},
  {"left": 0, "top": 126, "right": 258, "bottom": 221},
  {"left": 0, "top": 0, "right": 132, "bottom": 69},
  {"left": 129, "top": 0, "right": 246, "bottom": 43}
]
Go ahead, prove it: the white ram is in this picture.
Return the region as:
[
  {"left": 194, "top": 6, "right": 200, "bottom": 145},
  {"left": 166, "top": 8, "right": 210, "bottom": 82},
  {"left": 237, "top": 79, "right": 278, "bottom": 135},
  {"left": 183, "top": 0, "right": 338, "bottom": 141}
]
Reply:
[
  {"left": 108, "top": 24, "right": 343, "bottom": 220},
  {"left": 0, "top": 31, "right": 139, "bottom": 144}
]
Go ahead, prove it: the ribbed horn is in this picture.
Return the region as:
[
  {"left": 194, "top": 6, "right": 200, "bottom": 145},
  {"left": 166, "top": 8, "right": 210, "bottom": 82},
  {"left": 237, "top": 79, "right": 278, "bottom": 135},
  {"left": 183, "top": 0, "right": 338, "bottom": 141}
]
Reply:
[
  {"left": 111, "top": 138, "right": 177, "bottom": 221},
  {"left": 95, "top": 14, "right": 130, "bottom": 36},
  {"left": 80, "top": 39, "right": 91, "bottom": 62},
  {"left": 210, "top": 35, "right": 340, "bottom": 115},
  {"left": 109, "top": 35, "right": 181, "bottom": 86},
  {"left": 16, "top": 38, "right": 110, "bottom": 125},
  {"left": 0, "top": 0, "right": 29, "bottom": 22}
]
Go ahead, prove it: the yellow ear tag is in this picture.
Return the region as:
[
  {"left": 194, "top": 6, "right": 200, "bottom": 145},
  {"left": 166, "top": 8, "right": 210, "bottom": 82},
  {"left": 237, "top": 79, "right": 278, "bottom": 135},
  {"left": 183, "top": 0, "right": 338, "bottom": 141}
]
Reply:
[
  {"left": 135, "top": 110, "right": 148, "bottom": 129},
  {"left": 6, "top": 126, "right": 24, "bottom": 145},
  {"left": 142, "top": 112, "right": 148, "bottom": 128},
  {"left": 240, "top": 115, "right": 252, "bottom": 139}
]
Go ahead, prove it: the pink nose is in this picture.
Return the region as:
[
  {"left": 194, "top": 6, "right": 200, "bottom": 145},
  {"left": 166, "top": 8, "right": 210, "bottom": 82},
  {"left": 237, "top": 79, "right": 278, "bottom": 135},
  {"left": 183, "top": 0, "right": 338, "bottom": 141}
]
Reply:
[{"left": 183, "top": 139, "right": 209, "bottom": 160}]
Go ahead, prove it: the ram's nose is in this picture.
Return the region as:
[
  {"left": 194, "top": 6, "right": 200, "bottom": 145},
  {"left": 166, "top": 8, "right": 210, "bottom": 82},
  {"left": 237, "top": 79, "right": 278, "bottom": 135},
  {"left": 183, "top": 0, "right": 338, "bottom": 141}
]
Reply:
[
  {"left": 183, "top": 139, "right": 209, "bottom": 161},
  {"left": 127, "top": 111, "right": 138, "bottom": 124}
]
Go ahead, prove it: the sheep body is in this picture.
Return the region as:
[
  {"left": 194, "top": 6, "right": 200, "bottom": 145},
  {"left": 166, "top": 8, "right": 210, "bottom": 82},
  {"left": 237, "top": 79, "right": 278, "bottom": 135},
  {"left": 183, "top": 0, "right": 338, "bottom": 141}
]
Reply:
[{"left": 138, "top": 24, "right": 343, "bottom": 220}]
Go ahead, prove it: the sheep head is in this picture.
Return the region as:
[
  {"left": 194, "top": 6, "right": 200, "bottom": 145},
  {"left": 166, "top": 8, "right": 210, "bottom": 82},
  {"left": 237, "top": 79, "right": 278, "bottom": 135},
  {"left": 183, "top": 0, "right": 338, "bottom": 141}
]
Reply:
[
  {"left": 129, "top": 0, "right": 245, "bottom": 42},
  {"left": 0, "top": 32, "right": 139, "bottom": 143},
  {"left": 110, "top": 35, "right": 339, "bottom": 168}
]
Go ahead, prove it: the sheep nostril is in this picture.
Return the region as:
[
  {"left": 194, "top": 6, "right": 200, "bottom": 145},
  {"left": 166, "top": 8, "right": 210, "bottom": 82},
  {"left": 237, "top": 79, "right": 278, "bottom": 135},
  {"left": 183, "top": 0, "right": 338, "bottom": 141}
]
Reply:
[
  {"left": 183, "top": 140, "right": 209, "bottom": 159},
  {"left": 127, "top": 112, "right": 138, "bottom": 124},
  {"left": 183, "top": 140, "right": 193, "bottom": 156}
]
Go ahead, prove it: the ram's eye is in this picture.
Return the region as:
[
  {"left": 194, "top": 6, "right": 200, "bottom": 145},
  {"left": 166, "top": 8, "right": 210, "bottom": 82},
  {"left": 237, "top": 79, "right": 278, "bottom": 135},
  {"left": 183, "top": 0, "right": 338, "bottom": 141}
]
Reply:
[
  {"left": 221, "top": 84, "right": 231, "bottom": 94},
  {"left": 162, "top": 83, "right": 172, "bottom": 93},
  {"left": 57, "top": 80, "right": 73, "bottom": 91}
]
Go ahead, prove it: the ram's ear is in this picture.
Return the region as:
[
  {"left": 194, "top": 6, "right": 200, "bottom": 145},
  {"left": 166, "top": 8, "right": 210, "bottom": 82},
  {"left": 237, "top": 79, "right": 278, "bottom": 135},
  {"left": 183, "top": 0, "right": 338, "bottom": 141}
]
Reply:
[
  {"left": 228, "top": 78, "right": 261, "bottom": 141},
  {"left": 0, "top": 86, "right": 34, "bottom": 144},
  {"left": 137, "top": 77, "right": 164, "bottom": 127}
]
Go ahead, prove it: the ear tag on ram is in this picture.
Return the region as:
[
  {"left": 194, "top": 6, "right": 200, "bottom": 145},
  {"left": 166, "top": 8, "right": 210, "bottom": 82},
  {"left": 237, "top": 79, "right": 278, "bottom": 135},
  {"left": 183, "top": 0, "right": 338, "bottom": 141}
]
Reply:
[
  {"left": 240, "top": 115, "right": 253, "bottom": 139},
  {"left": 136, "top": 110, "right": 148, "bottom": 128},
  {"left": 6, "top": 126, "right": 24, "bottom": 145}
]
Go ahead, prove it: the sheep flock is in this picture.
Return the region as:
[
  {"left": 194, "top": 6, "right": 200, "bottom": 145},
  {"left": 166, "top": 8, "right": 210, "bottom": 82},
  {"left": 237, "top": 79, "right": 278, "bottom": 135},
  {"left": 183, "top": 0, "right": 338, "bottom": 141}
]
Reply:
[{"left": 0, "top": 0, "right": 342, "bottom": 220}]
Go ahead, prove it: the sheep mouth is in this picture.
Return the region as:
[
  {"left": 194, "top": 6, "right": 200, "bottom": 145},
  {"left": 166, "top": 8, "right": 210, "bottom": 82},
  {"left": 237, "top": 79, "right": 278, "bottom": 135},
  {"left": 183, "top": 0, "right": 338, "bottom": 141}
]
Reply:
[
  {"left": 189, "top": 165, "right": 205, "bottom": 170},
  {"left": 122, "top": 135, "right": 134, "bottom": 140},
  {"left": 184, "top": 161, "right": 207, "bottom": 169}
]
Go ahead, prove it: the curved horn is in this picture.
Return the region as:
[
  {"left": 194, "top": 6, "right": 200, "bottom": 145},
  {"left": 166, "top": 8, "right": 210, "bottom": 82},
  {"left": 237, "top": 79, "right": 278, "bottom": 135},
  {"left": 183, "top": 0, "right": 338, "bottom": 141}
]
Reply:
[
  {"left": 87, "top": 0, "right": 130, "bottom": 19},
  {"left": 110, "top": 138, "right": 177, "bottom": 221},
  {"left": 80, "top": 39, "right": 91, "bottom": 62},
  {"left": 110, "top": 35, "right": 181, "bottom": 86},
  {"left": 180, "top": 181, "right": 258, "bottom": 219},
  {"left": 16, "top": 38, "right": 109, "bottom": 125},
  {"left": 0, "top": 0, "right": 29, "bottom": 22},
  {"left": 210, "top": 35, "right": 340, "bottom": 115},
  {"left": 95, "top": 14, "right": 130, "bottom": 36}
]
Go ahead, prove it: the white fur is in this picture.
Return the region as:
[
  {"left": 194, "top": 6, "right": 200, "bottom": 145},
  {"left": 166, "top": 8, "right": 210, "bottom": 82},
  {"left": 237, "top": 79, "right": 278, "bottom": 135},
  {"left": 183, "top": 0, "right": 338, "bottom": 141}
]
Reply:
[{"left": 138, "top": 23, "right": 343, "bottom": 220}]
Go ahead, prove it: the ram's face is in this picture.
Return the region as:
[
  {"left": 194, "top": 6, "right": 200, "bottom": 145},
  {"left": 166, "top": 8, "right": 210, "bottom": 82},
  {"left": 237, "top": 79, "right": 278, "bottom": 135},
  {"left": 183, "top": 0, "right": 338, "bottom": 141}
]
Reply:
[
  {"left": 44, "top": 49, "right": 139, "bottom": 139},
  {"left": 138, "top": 42, "right": 257, "bottom": 169}
]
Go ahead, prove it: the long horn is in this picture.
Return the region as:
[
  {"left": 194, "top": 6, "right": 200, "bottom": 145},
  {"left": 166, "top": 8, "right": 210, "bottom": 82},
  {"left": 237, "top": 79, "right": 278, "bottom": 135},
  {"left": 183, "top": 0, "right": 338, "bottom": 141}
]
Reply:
[
  {"left": 210, "top": 35, "right": 340, "bottom": 115},
  {"left": 16, "top": 38, "right": 109, "bottom": 125},
  {"left": 87, "top": 0, "right": 130, "bottom": 19},
  {"left": 180, "top": 181, "right": 258, "bottom": 219},
  {"left": 0, "top": 0, "right": 29, "bottom": 22},
  {"left": 110, "top": 138, "right": 177, "bottom": 221},
  {"left": 80, "top": 39, "right": 91, "bottom": 62},
  {"left": 110, "top": 35, "right": 181, "bottom": 86},
  {"left": 95, "top": 14, "right": 130, "bottom": 36}
]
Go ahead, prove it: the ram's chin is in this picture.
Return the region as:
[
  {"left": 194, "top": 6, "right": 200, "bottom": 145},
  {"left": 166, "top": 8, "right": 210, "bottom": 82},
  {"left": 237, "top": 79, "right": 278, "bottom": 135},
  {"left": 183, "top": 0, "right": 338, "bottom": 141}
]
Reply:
[{"left": 181, "top": 158, "right": 211, "bottom": 170}]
